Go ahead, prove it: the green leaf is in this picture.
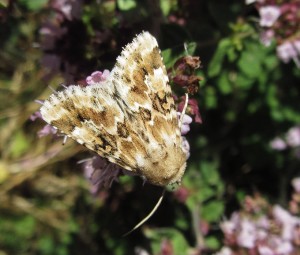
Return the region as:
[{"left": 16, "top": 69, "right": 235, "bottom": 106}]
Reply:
[
  {"left": 235, "top": 73, "right": 255, "bottom": 89},
  {"left": 145, "top": 228, "right": 190, "bottom": 255},
  {"left": 9, "top": 130, "right": 30, "bottom": 158},
  {"left": 19, "top": 0, "right": 48, "bottom": 10},
  {"left": 117, "top": 0, "right": 136, "bottom": 11},
  {"left": 237, "top": 51, "right": 261, "bottom": 78},
  {"left": 201, "top": 201, "right": 224, "bottom": 221},
  {"left": 205, "top": 236, "right": 220, "bottom": 249},
  {"left": 197, "top": 186, "right": 215, "bottom": 203},
  {"left": 37, "top": 236, "right": 54, "bottom": 255},
  {"left": 204, "top": 86, "right": 217, "bottom": 109},
  {"left": 0, "top": 161, "right": 9, "bottom": 183},
  {"left": 208, "top": 38, "right": 231, "bottom": 77},
  {"left": 0, "top": 0, "right": 9, "bottom": 7},
  {"left": 201, "top": 161, "right": 220, "bottom": 186},
  {"left": 217, "top": 71, "right": 232, "bottom": 94},
  {"left": 160, "top": 0, "right": 177, "bottom": 16}
]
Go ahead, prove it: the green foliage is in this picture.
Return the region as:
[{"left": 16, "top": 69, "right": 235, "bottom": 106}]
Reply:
[
  {"left": 18, "top": 0, "right": 48, "bottom": 10},
  {"left": 145, "top": 228, "right": 190, "bottom": 255},
  {"left": 117, "top": 0, "right": 137, "bottom": 11}
]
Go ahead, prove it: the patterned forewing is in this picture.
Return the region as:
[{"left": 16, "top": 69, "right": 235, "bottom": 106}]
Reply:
[{"left": 108, "top": 32, "right": 181, "bottom": 148}]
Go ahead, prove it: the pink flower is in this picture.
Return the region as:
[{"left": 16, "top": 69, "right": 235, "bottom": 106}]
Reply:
[
  {"left": 273, "top": 205, "right": 298, "bottom": 240},
  {"left": 181, "top": 136, "right": 190, "bottom": 159},
  {"left": 237, "top": 219, "right": 256, "bottom": 248},
  {"left": 86, "top": 70, "right": 110, "bottom": 85},
  {"left": 286, "top": 126, "right": 300, "bottom": 147},
  {"left": 178, "top": 113, "right": 193, "bottom": 135},
  {"left": 160, "top": 239, "right": 173, "bottom": 255},
  {"left": 260, "top": 29, "right": 274, "bottom": 46},
  {"left": 258, "top": 245, "right": 274, "bottom": 255},
  {"left": 294, "top": 40, "right": 300, "bottom": 54},
  {"left": 215, "top": 247, "right": 232, "bottom": 255},
  {"left": 275, "top": 240, "right": 293, "bottom": 254},
  {"left": 178, "top": 97, "right": 202, "bottom": 124},
  {"left": 173, "top": 186, "right": 189, "bottom": 203},
  {"left": 30, "top": 111, "right": 43, "bottom": 121},
  {"left": 277, "top": 42, "right": 298, "bottom": 63},
  {"left": 188, "top": 99, "right": 202, "bottom": 123},
  {"left": 270, "top": 137, "right": 287, "bottom": 150},
  {"left": 245, "top": 0, "right": 257, "bottom": 4},
  {"left": 37, "top": 124, "right": 57, "bottom": 137},
  {"left": 81, "top": 156, "right": 122, "bottom": 193},
  {"left": 51, "top": 0, "right": 82, "bottom": 21},
  {"left": 292, "top": 177, "right": 300, "bottom": 193},
  {"left": 259, "top": 6, "right": 281, "bottom": 27},
  {"left": 257, "top": 215, "right": 269, "bottom": 230},
  {"left": 220, "top": 220, "right": 236, "bottom": 236}
]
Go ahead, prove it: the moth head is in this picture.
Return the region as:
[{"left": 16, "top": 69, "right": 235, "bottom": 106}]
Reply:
[
  {"left": 166, "top": 161, "right": 187, "bottom": 187},
  {"left": 143, "top": 152, "right": 187, "bottom": 187}
]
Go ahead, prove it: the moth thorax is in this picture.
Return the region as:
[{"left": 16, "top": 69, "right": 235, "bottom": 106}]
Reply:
[{"left": 144, "top": 150, "right": 187, "bottom": 186}]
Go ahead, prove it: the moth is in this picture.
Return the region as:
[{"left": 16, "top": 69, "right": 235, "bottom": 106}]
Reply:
[{"left": 40, "top": 31, "right": 188, "bottom": 187}]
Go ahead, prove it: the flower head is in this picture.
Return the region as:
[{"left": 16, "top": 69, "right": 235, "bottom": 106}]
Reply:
[
  {"left": 259, "top": 6, "right": 281, "bottom": 27},
  {"left": 81, "top": 156, "right": 122, "bottom": 194},
  {"left": 270, "top": 137, "right": 287, "bottom": 150},
  {"left": 286, "top": 126, "right": 300, "bottom": 147},
  {"left": 277, "top": 42, "right": 299, "bottom": 63},
  {"left": 292, "top": 177, "right": 300, "bottom": 193},
  {"left": 86, "top": 70, "right": 110, "bottom": 85}
]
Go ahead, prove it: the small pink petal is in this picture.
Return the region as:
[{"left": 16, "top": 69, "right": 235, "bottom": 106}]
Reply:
[
  {"left": 270, "top": 137, "right": 287, "bottom": 150},
  {"left": 292, "top": 177, "right": 300, "bottom": 193},
  {"left": 259, "top": 6, "right": 281, "bottom": 27},
  {"left": 277, "top": 42, "right": 298, "bottom": 63},
  {"left": 86, "top": 70, "right": 110, "bottom": 85}
]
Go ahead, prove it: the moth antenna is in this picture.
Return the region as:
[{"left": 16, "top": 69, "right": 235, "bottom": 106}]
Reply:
[
  {"left": 123, "top": 188, "right": 166, "bottom": 237},
  {"left": 179, "top": 93, "right": 189, "bottom": 129}
]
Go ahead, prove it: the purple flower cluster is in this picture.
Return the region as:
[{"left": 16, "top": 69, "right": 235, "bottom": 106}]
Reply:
[
  {"left": 217, "top": 186, "right": 300, "bottom": 255},
  {"left": 248, "top": 0, "right": 300, "bottom": 67},
  {"left": 38, "top": 0, "right": 86, "bottom": 83},
  {"left": 270, "top": 125, "right": 300, "bottom": 158}
]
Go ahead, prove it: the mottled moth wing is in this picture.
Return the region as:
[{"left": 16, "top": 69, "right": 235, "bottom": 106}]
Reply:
[{"left": 40, "top": 32, "right": 187, "bottom": 186}]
